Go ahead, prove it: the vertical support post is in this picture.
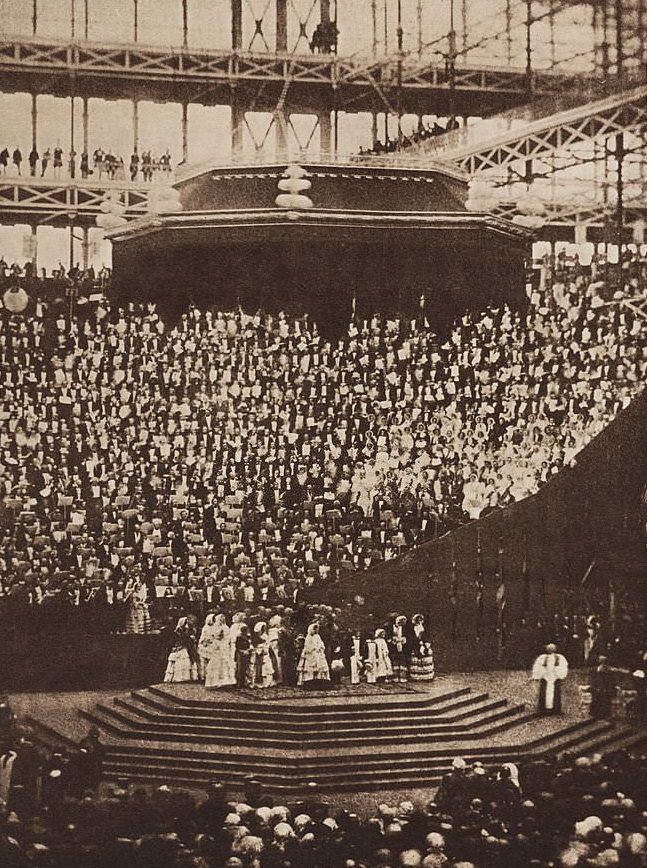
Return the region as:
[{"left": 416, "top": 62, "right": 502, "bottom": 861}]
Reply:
[
  {"left": 182, "top": 0, "right": 188, "bottom": 47},
  {"left": 82, "top": 97, "right": 89, "bottom": 153},
  {"left": 371, "top": 111, "right": 378, "bottom": 146},
  {"left": 134, "top": 0, "right": 139, "bottom": 42},
  {"left": 133, "top": 99, "right": 139, "bottom": 153},
  {"left": 506, "top": 0, "right": 512, "bottom": 64},
  {"left": 525, "top": 0, "right": 533, "bottom": 98},
  {"left": 592, "top": 0, "right": 599, "bottom": 75},
  {"left": 275, "top": 110, "right": 289, "bottom": 160},
  {"left": 231, "top": 95, "right": 244, "bottom": 156},
  {"left": 639, "top": 0, "right": 646, "bottom": 84},
  {"left": 84, "top": 0, "right": 89, "bottom": 39},
  {"left": 181, "top": 102, "right": 189, "bottom": 163},
  {"left": 31, "top": 94, "right": 38, "bottom": 150},
  {"left": 461, "top": 0, "right": 467, "bottom": 53},
  {"left": 448, "top": 0, "right": 456, "bottom": 122},
  {"left": 32, "top": 0, "right": 37, "bottom": 35},
  {"left": 333, "top": 107, "right": 339, "bottom": 155},
  {"left": 371, "top": 0, "right": 377, "bottom": 55},
  {"left": 417, "top": 0, "right": 422, "bottom": 58},
  {"left": 615, "top": 0, "right": 624, "bottom": 83},
  {"left": 71, "top": 0, "right": 76, "bottom": 38},
  {"left": 549, "top": 0, "right": 555, "bottom": 67},
  {"left": 396, "top": 0, "right": 403, "bottom": 144},
  {"left": 319, "top": 111, "right": 332, "bottom": 155},
  {"left": 383, "top": 0, "right": 388, "bottom": 52},
  {"left": 82, "top": 227, "right": 90, "bottom": 270},
  {"left": 69, "top": 222, "right": 75, "bottom": 271},
  {"left": 601, "top": 0, "right": 610, "bottom": 85},
  {"left": 276, "top": 0, "right": 288, "bottom": 51},
  {"left": 70, "top": 95, "right": 76, "bottom": 178},
  {"left": 232, "top": 0, "right": 242, "bottom": 50}
]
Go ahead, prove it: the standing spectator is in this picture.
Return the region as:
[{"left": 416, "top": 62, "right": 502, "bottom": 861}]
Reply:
[
  {"left": 130, "top": 149, "right": 139, "bottom": 181},
  {"left": 78, "top": 726, "right": 105, "bottom": 789},
  {"left": 12, "top": 146, "right": 22, "bottom": 176},
  {"left": 104, "top": 151, "right": 116, "bottom": 180},
  {"left": 80, "top": 151, "right": 90, "bottom": 179},
  {"left": 68, "top": 148, "right": 76, "bottom": 179},
  {"left": 28, "top": 147, "right": 39, "bottom": 177},
  {"left": 40, "top": 147, "right": 50, "bottom": 177},
  {"left": 93, "top": 146, "right": 104, "bottom": 178},
  {"left": 142, "top": 150, "right": 153, "bottom": 182},
  {"left": 0, "top": 146, "right": 8, "bottom": 174},
  {"left": 52, "top": 144, "right": 63, "bottom": 178}
]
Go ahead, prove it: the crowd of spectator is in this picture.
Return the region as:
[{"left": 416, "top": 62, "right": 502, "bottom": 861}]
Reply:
[
  {"left": 3, "top": 688, "right": 647, "bottom": 868},
  {"left": 357, "top": 117, "right": 461, "bottom": 157},
  {"left": 0, "top": 251, "right": 646, "bottom": 636},
  {"left": 0, "top": 146, "right": 173, "bottom": 183}
]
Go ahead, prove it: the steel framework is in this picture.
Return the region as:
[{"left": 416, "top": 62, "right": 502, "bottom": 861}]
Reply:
[
  {"left": 0, "top": 178, "right": 150, "bottom": 227},
  {"left": 0, "top": 35, "right": 576, "bottom": 118},
  {"left": 0, "top": 1, "right": 644, "bottom": 242},
  {"left": 427, "top": 82, "right": 647, "bottom": 174}
]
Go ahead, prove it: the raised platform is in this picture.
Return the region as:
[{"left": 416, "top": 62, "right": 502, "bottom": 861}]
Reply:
[{"left": 21, "top": 673, "right": 647, "bottom": 796}]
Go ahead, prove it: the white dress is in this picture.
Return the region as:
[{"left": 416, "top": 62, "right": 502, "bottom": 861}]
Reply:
[
  {"left": 198, "top": 622, "right": 217, "bottom": 679},
  {"left": 374, "top": 636, "right": 393, "bottom": 680},
  {"left": 205, "top": 625, "right": 236, "bottom": 689},
  {"left": 297, "top": 631, "right": 330, "bottom": 685},
  {"left": 365, "top": 639, "right": 377, "bottom": 684}
]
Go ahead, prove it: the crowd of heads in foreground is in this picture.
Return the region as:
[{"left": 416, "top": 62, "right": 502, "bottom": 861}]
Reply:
[{"left": 0, "top": 254, "right": 646, "bottom": 636}]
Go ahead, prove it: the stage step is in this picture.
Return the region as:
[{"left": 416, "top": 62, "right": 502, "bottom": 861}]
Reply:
[
  {"left": 28, "top": 680, "right": 647, "bottom": 795},
  {"left": 100, "top": 720, "right": 631, "bottom": 792},
  {"left": 80, "top": 700, "right": 532, "bottom": 749},
  {"left": 144, "top": 684, "right": 474, "bottom": 716},
  {"left": 128, "top": 685, "right": 495, "bottom": 727}
]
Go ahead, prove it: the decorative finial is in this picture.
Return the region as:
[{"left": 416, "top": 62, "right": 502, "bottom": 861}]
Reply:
[{"left": 275, "top": 164, "right": 313, "bottom": 209}]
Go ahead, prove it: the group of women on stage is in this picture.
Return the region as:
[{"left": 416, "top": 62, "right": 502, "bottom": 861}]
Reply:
[{"left": 163, "top": 610, "right": 435, "bottom": 690}]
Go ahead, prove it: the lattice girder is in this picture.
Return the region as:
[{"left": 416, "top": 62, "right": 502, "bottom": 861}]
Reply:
[
  {"left": 460, "top": 91, "right": 647, "bottom": 174},
  {"left": 0, "top": 179, "right": 149, "bottom": 226},
  {"left": 0, "top": 35, "right": 576, "bottom": 115}
]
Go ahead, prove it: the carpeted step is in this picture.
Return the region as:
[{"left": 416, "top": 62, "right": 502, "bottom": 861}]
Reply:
[
  {"left": 100, "top": 719, "right": 615, "bottom": 782},
  {"left": 145, "top": 684, "right": 472, "bottom": 715},
  {"left": 101, "top": 721, "right": 625, "bottom": 792},
  {"left": 125, "top": 689, "right": 504, "bottom": 728},
  {"left": 109, "top": 695, "right": 524, "bottom": 739},
  {"left": 81, "top": 701, "right": 533, "bottom": 748}
]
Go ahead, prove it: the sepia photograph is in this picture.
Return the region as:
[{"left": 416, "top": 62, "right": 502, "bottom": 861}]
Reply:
[{"left": 1, "top": 0, "right": 647, "bottom": 865}]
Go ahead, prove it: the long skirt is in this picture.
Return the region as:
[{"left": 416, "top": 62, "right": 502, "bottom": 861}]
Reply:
[
  {"left": 125, "top": 602, "right": 151, "bottom": 634},
  {"left": 297, "top": 648, "right": 330, "bottom": 685},
  {"left": 409, "top": 651, "right": 435, "bottom": 681},
  {"left": 164, "top": 648, "right": 197, "bottom": 683},
  {"left": 391, "top": 653, "right": 409, "bottom": 683},
  {"left": 251, "top": 648, "right": 277, "bottom": 689},
  {"left": 205, "top": 642, "right": 236, "bottom": 689}
]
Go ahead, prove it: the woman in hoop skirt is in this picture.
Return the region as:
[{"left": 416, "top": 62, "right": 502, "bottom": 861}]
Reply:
[
  {"left": 408, "top": 613, "right": 435, "bottom": 681},
  {"left": 164, "top": 617, "right": 199, "bottom": 683},
  {"left": 297, "top": 623, "right": 331, "bottom": 688}
]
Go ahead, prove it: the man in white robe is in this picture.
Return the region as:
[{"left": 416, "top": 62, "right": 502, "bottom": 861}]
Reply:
[{"left": 532, "top": 643, "right": 568, "bottom": 714}]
